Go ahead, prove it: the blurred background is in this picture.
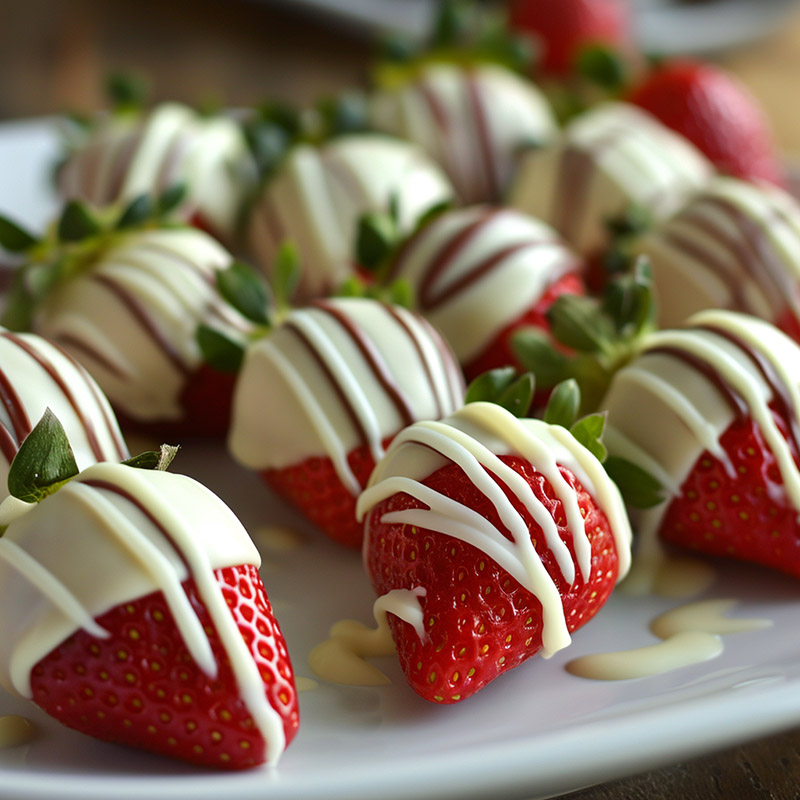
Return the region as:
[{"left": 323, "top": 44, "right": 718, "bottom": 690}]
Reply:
[{"left": 1, "top": 0, "right": 800, "bottom": 148}]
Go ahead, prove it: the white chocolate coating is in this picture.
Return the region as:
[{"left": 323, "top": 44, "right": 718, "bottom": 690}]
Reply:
[
  {"left": 34, "top": 227, "right": 254, "bottom": 422},
  {"left": 57, "top": 103, "right": 256, "bottom": 243},
  {"left": 247, "top": 134, "right": 454, "bottom": 299},
  {"left": 357, "top": 402, "right": 632, "bottom": 658},
  {"left": 602, "top": 309, "right": 800, "bottom": 538},
  {"left": 509, "top": 102, "right": 713, "bottom": 254},
  {"left": 369, "top": 63, "right": 557, "bottom": 204},
  {"left": 0, "top": 328, "right": 128, "bottom": 496},
  {"left": 388, "top": 205, "right": 581, "bottom": 363},
  {"left": 0, "top": 461, "right": 288, "bottom": 762},
  {"left": 635, "top": 176, "right": 800, "bottom": 329},
  {"left": 228, "top": 297, "right": 465, "bottom": 494}
]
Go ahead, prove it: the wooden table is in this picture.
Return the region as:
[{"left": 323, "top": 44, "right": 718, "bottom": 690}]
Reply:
[{"left": 2, "top": 1, "right": 800, "bottom": 797}]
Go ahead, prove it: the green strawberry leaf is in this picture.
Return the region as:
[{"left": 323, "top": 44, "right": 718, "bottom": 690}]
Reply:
[
  {"left": 431, "top": 0, "right": 474, "bottom": 47},
  {"left": 157, "top": 183, "right": 188, "bottom": 215},
  {"left": 547, "top": 294, "right": 617, "bottom": 354},
  {"left": 197, "top": 324, "right": 246, "bottom": 373},
  {"left": 316, "top": 92, "right": 368, "bottom": 138},
  {"left": 57, "top": 200, "right": 101, "bottom": 243},
  {"left": 115, "top": 194, "right": 154, "bottom": 230},
  {"left": 497, "top": 372, "right": 534, "bottom": 418},
  {"left": 7, "top": 409, "right": 79, "bottom": 503},
  {"left": 387, "top": 278, "right": 414, "bottom": 308},
  {"left": 0, "top": 215, "right": 38, "bottom": 253},
  {"left": 106, "top": 72, "right": 149, "bottom": 112},
  {"left": 569, "top": 412, "right": 607, "bottom": 462},
  {"left": 575, "top": 44, "right": 628, "bottom": 91},
  {"left": 273, "top": 242, "right": 301, "bottom": 309},
  {"left": 122, "top": 443, "right": 180, "bottom": 471},
  {"left": 465, "top": 367, "right": 518, "bottom": 404},
  {"left": 511, "top": 327, "right": 570, "bottom": 389},
  {"left": 466, "top": 368, "right": 534, "bottom": 417},
  {"left": 216, "top": 260, "right": 270, "bottom": 325},
  {"left": 543, "top": 379, "right": 580, "bottom": 429},
  {"left": 604, "top": 455, "right": 665, "bottom": 509},
  {"left": 356, "top": 212, "right": 397, "bottom": 271}
]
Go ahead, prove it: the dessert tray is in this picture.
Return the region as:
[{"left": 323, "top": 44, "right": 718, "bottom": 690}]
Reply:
[{"left": 2, "top": 119, "right": 800, "bottom": 800}]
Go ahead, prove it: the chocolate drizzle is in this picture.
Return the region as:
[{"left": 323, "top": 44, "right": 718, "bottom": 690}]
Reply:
[
  {"left": 666, "top": 192, "right": 794, "bottom": 317},
  {"left": 314, "top": 300, "right": 416, "bottom": 428},
  {"left": 3, "top": 332, "right": 109, "bottom": 462},
  {"left": 464, "top": 70, "right": 498, "bottom": 202}
]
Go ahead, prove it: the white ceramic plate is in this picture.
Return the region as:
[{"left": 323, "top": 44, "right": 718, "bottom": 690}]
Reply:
[
  {"left": 262, "top": 0, "right": 800, "bottom": 55},
  {"left": 2, "top": 121, "right": 800, "bottom": 800}
]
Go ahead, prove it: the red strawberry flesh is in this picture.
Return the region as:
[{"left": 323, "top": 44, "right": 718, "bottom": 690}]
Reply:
[
  {"left": 262, "top": 438, "right": 392, "bottom": 549},
  {"left": 30, "top": 564, "right": 298, "bottom": 770},
  {"left": 659, "top": 403, "right": 800, "bottom": 577}
]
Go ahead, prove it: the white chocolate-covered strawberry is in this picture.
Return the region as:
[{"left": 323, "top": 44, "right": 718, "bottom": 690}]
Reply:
[
  {"left": 0, "top": 327, "right": 128, "bottom": 494},
  {"left": 357, "top": 400, "right": 631, "bottom": 702},
  {"left": 247, "top": 134, "right": 454, "bottom": 300},
  {"left": 1, "top": 202, "right": 259, "bottom": 436},
  {"left": 385, "top": 205, "right": 584, "bottom": 380},
  {"left": 602, "top": 309, "right": 800, "bottom": 577},
  {"left": 0, "top": 437, "right": 298, "bottom": 769},
  {"left": 632, "top": 176, "right": 800, "bottom": 338},
  {"left": 369, "top": 62, "right": 557, "bottom": 204},
  {"left": 57, "top": 102, "right": 256, "bottom": 245},
  {"left": 509, "top": 102, "right": 713, "bottom": 255},
  {"left": 228, "top": 296, "right": 465, "bottom": 547}
]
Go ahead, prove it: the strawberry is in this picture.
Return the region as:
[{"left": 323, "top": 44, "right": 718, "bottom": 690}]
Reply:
[
  {"left": 630, "top": 176, "right": 800, "bottom": 337},
  {"left": 261, "top": 439, "right": 391, "bottom": 550},
  {"left": 462, "top": 270, "right": 584, "bottom": 384},
  {"left": 509, "top": 102, "right": 713, "bottom": 257},
  {"left": 56, "top": 88, "right": 257, "bottom": 247},
  {"left": 0, "top": 411, "right": 299, "bottom": 768},
  {"left": 357, "top": 393, "right": 632, "bottom": 703},
  {"left": 357, "top": 205, "right": 586, "bottom": 386},
  {"left": 0, "top": 327, "right": 129, "bottom": 495},
  {"left": 246, "top": 133, "right": 453, "bottom": 302},
  {"left": 508, "top": 0, "right": 631, "bottom": 77},
  {"left": 628, "top": 59, "right": 786, "bottom": 187},
  {"left": 602, "top": 309, "right": 800, "bottom": 578},
  {"left": 0, "top": 197, "right": 263, "bottom": 438},
  {"left": 227, "top": 297, "right": 465, "bottom": 548}
]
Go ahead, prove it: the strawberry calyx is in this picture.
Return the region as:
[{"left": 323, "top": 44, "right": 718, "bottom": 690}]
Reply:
[
  {"left": 195, "top": 244, "right": 290, "bottom": 374},
  {"left": 463, "top": 365, "right": 663, "bottom": 509},
  {"left": 242, "top": 92, "right": 370, "bottom": 187},
  {"left": 372, "top": 0, "right": 534, "bottom": 92},
  {"left": 1, "top": 408, "right": 178, "bottom": 515},
  {"left": 335, "top": 198, "right": 452, "bottom": 306},
  {"left": 512, "top": 255, "right": 657, "bottom": 414},
  {"left": 0, "top": 187, "right": 189, "bottom": 332}
]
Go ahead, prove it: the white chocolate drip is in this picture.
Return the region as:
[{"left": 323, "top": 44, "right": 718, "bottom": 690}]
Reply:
[
  {"left": 357, "top": 402, "right": 631, "bottom": 658},
  {"left": 0, "top": 462, "right": 288, "bottom": 764},
  {"left": 228, "top": 298, "right": 465, "bottom": 489},
  {"left": 308, "top": 588, "right": 425, "bottom": 686}
]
